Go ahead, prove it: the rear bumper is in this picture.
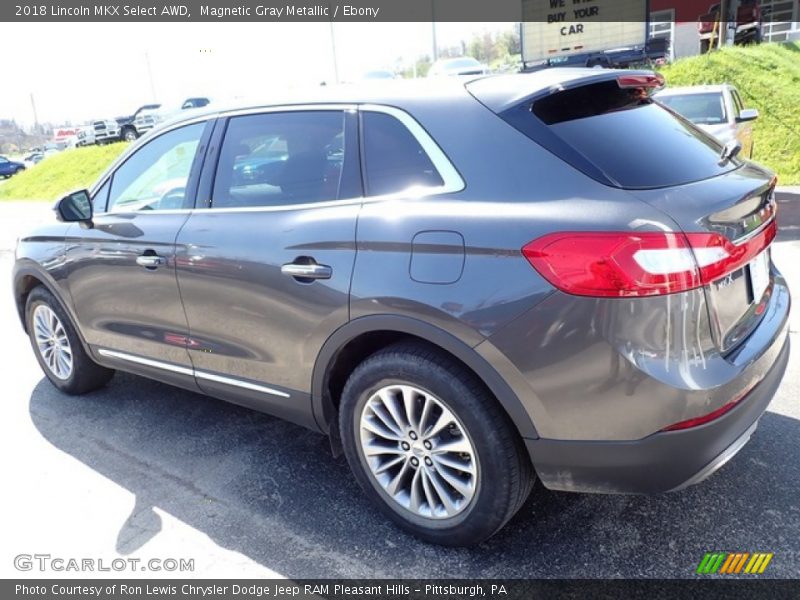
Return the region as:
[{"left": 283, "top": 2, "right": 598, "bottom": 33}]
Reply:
[{"left": 526, "top": 335, "right": 790, "bottom": 494}]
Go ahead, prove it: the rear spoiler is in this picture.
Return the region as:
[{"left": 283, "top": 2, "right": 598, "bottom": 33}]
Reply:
[{"left": 466, "top": 69, "right": 665, "bottom": 115}]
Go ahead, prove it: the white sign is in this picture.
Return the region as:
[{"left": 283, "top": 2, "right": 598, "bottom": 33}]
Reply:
[{"left": 522, "top": 0, "right": 647, "bottom": 63}]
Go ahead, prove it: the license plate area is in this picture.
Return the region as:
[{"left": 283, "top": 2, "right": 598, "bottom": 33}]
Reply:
[{"left": 747, "top": 249, "right": 770, "bottom": 304}]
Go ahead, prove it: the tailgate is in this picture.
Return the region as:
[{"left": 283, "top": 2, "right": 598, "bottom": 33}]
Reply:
[
  {"left": 629, "top": 164, "right": 777, "bottom": 354},
  {"left": 473, "top": 71, "right": 779, "bottom": 354}
]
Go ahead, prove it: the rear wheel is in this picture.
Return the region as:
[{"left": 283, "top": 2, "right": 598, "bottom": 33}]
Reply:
[
  {"left": 122, "top": 127, "right": 138, "bottom": 142},
  {"left": 25, "top": 286, "right": 114, "bottom": 395},
  {"left": 339, "top": 342, "right": 533, "bottom": 546}
]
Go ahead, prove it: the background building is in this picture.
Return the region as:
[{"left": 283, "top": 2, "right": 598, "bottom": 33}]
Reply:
[{"left": 650, "top": 0, "right": 799, "bottom": 60}]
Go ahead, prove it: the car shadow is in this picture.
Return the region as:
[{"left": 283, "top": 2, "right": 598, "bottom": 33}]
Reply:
[{"left": 29, "top": 372, "right": 800, "bottom": 578}]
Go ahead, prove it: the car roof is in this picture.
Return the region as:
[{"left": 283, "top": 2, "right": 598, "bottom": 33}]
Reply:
[
  {"left": 156, "top": 76, "right": 484, "bottom": 127},
  {"left": 656, "top": 84, "right": 730, "bottom": 96},
  {"left": 154, "top": 69, "right": 658, "bottom": 131}
]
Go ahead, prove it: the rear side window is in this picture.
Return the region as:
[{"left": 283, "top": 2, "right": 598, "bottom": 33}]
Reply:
[
  {"left": 506, "top": 80, "right": 741, "bottom": 189},
  {"left": 212, "top": 111, "right": 345, "bottom": 208},
  {"left": 362, "top": 112, "right": 444, "bottom": 196}
]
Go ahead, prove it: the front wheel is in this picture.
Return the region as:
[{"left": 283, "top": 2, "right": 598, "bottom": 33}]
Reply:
[
  {"left": 339, "top": 342, "right": 534, "bottom": 546},
  {"left": 122, "top": 128, "right": 138, "bottom": 142},
  {"left": 25, "top": 286, "right": 114, "bottom": 395}
]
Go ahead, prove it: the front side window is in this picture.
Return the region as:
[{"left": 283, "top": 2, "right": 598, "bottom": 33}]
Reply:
[
  {"left": 212, "top": 111, "right": 345, "bottom": 208},
  {"left": 362, "top": 111, "right": 444, "bottom": 196},
  {"left": 107, "top": 122, "right": 204, "bottom": 212},
  {"left": 731, "top": 90, "right": 744, "bottom": 116},
  {"left": 92, "top": 179, "right": 111, "bottom": 214}
]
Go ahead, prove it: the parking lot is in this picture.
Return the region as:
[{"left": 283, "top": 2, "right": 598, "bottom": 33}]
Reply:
[{"left": 0, "top": 197, "right": 798, "bottom": 579}]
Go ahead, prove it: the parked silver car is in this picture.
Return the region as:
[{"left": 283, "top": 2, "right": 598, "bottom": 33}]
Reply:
[{"left": 656, "top": 84, "right": 758, "bottom": 158}]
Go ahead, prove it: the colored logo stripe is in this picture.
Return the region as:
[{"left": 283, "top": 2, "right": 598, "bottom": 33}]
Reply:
[{"left": 697, "top": 552, "right": 773, "bottom": 574}]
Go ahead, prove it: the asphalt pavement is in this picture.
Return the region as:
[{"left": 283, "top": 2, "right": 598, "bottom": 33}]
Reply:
[{"left": 0, "top": 198, "right": 798, "bottom": 579}]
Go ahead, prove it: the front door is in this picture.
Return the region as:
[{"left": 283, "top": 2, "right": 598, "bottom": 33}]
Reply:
[
  {"left": 65, "top": 121, "right": 210, "bottom": 388},
  {"left": 175, "top": 108, "right": 360, "bottom": 426}
]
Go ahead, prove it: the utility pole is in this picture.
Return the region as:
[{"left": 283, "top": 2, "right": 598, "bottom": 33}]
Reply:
[
  {"left": 431, "top": 0, "right": 438, "bottom": 61},
  {"left": 144, "top": 52, "right": 157, "bottom": 101},
  {"left": 29, "top": 93, "right": 39, "bottom": 132},
  {"left": 718, "top": 0, "right": 727, "bottom": 49},
  {"left": 329, "top": 22, "right": 339, "bottom": 84}
]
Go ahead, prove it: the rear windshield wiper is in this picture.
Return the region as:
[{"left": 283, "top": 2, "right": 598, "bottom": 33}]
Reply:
[{"left": 719, "top": 139, "right": 742, "bottom": 165}]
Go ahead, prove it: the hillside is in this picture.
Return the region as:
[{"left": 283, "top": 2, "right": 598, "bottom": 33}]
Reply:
[
  {"left": 0, "top": 142, "right": 129, "bottom": 201},
  {"left": 658, "top": 41, "right": 800, "bottom": 184}
]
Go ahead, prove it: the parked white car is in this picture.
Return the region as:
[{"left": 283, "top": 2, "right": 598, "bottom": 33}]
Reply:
[
  {"left": 427, "top": 57, "right": 488, "bottom": 77},
  {"left": 655, "top": 84, "right": 758, "bottom": 158}
]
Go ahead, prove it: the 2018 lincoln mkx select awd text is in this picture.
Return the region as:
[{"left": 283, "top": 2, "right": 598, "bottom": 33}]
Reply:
[{"left": 13, "top": 69, "right": 790, "bottom": 546}]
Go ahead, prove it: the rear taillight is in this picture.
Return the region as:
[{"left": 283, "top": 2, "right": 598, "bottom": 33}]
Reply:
[{"left": 522, "top": 220, "right": 776, "bottom": 298}]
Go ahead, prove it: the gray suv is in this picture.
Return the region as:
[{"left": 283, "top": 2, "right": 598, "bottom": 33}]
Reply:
[{"left": 13, "top": 69, "right": 790, "bottom": 546}]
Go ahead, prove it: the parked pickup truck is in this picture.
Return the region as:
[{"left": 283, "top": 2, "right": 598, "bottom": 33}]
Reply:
[
  {"left": 698, "top": 0, "right": 762, "bottom": 53},
  {"left": 92, "top": 104, "right": 161, "bottom": 144},
  {"left": 524, "top": 38, "right": 669, "bottom": 71}
]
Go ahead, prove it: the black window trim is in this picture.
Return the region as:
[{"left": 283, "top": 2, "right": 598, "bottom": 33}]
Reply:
[{"left": 193, "top": 103, "right": 465, "bottom": 213}]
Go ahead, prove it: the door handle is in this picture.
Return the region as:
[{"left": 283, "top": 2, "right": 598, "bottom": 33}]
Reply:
[
  {"left": 136, "top": 255, "right": 167, "bottom": 268},
  {"left": 281, "top": 262, "right": 332, "bottom": 281}
]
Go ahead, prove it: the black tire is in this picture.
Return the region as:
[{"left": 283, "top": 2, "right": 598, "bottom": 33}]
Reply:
[
  {"left": 700, "top": 39, "right": 711, "bottom": 54},
  {"left": 25, "top": 286, "right": 114, "bottom": 395},
  {"left": 339, "top": 342, "right": 534, "bottom": 546},
  {"left": 122, "top": 128, "right": 138, "bottom": 142}
]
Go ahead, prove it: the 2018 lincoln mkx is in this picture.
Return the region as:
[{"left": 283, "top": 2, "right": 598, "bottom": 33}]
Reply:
[{"left": 12, "top": 69, "right": 790, "bottom": 546}]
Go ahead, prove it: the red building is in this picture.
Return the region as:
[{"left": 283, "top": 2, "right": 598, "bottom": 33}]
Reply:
[{"left": 648, "top": 0, "right": 799, "bottom": 59}]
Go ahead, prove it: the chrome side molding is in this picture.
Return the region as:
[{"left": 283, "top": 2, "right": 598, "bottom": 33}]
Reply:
[{"left": 97, "top": 348, "right": 291, "bottom": 399}]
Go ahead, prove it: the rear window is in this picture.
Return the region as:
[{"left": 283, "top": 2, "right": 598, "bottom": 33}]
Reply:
[
  {"left": 362, "top": 112, "right": 444, "bottom": 196},
  {"left": 509, "top": 80, "right": 741, "bottom": 189},
  {"left": 656, "top": 92, "right": 727, "bottom": 124}
]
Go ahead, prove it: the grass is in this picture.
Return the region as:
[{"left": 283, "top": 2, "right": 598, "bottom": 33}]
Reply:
[
  {"left": 658, "top": 41, "right": 800, "bottom": 184},
  {"left": 0, "top": 142, "right": 129, "bottom": 201}
]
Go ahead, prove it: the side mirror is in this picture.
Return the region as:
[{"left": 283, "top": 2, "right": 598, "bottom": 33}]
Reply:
[
  {"left": 737, "top": 108, "right": 759, "bottom": 122},
  {"left": 55, "top": 189, "right": 92, "bottom": 223}
]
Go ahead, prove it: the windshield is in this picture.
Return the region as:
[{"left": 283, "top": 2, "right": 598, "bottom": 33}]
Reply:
[
  {"left": 446, "top": 58, "right": 480, "bottom": 69},
  {"left": 656, "top": 92, "right": 727, "bottom": 125}
]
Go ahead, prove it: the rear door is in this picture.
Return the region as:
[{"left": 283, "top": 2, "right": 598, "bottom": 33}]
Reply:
[{"left": 174, "top": 107, "right": 361, "bottom": 427}]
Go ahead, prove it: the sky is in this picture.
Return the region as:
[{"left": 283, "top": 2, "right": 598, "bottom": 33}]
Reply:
[{"left": 0, "top": 22, "right": 514, "bottom": 127}]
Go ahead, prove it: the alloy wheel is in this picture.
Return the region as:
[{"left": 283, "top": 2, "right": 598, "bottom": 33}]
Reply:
[
  {"left": 33, "top": 305, "right": 73, "bottom": 380},
  {"left": 359, "top": 384, "right": 478, "bottom": 519}
]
